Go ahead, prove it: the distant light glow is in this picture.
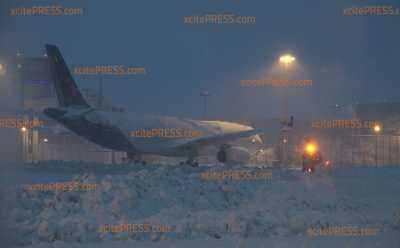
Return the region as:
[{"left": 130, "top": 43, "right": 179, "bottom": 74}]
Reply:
[
  {"left": 21, "top": 127, "right": 27, "bottom": 132},
  {"left": 373, "top": 125, "right": 381, "bottom": 133},
  {"left": 43, "top": 138, "right": 48, "bottom": 143},
  {"left": 279, "top": 54, "right": 296, "bottom": 65}
]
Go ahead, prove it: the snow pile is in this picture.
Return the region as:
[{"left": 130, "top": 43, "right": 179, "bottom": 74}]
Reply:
[{"left": 3, "top": 162, "right": 400, "bottom": 247}]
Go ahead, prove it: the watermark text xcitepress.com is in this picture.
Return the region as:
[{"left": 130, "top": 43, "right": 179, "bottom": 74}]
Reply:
[
  {"left": 10, "top": 5, "right": 83, "bottom": 16},
  {"left": 184, "top": 13, "right": 256, "bottom": 24}
]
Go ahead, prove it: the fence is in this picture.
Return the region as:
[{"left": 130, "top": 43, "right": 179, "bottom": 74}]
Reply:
[
  {"left": 250, "top": 134, "right": 400, "bottom": 167},
  {"left": 325, "top": 135, "right": 400, "bottom": 167}
]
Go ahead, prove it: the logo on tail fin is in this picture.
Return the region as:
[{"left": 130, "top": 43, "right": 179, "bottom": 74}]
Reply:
[{"left": 46, "top": 44, "right": 90, "bottom": 108}]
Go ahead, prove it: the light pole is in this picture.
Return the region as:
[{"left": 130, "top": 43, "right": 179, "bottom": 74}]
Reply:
[
  {"left": 279, "top": 54, "right": 295, "bottom": 166},
  {"left": 279, "top": 54, "right": 295, "bottom": 123},
  {"left": 374, "top": 124, "right": 381, "bottom": 167},
  {"left": 200, "top": 91, "right": 210, "bottom": 120}
]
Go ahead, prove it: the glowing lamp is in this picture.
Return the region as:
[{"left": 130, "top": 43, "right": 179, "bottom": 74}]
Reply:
[
  {"left": 305, "top": 143, "right": 317, "bottom": 155},
  {"left": 373, "top": 124, "right": 381, "bottom": 133}
]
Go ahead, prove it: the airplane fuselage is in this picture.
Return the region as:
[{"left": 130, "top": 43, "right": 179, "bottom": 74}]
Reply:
[{"left": 44, "top": 107, "right": 256, "bottom": 157}]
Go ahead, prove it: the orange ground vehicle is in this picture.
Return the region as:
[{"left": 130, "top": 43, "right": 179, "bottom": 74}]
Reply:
[{"left": 302, "top": 140, "right": 322, "bottom": 173}]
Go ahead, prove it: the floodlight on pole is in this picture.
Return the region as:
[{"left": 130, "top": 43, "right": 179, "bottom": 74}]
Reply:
[
  {"left": 373, "top": 124, "right": 382, "bottom": 167},
  {"left": 279, "top": 54, "right": 296, "bottom": 66},
  {"left": 278, "top": 53, "right": 296, "bottom": 120},
  {"left": 278, "top": 53, "right": 296, "bottom": 166}
]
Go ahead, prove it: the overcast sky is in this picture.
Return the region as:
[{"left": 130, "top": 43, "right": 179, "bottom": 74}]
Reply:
[{"left": 0, "top": 0, "right": 399, "bottom": 120}]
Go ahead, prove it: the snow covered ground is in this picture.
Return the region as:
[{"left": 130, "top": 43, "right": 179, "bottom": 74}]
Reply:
[{"left": 0, "top": 161, "right": 399, "bottom": 248}]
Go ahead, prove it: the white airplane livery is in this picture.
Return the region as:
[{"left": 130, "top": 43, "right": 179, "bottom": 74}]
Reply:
[{"left": 43, "top": 45, "right": 262, "bottom": 166}]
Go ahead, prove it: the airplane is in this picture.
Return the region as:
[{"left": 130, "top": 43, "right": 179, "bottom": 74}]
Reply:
[{"left": 43, "top": 44, "right": 263, "bottom": 166}]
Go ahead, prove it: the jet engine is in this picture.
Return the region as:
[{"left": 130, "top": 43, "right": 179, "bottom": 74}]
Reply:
[{"left": 217, "top": 145, "right": 250, "bottom": 165}]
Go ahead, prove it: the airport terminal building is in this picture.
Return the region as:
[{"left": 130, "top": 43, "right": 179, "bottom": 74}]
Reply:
[{"left": 0, "top": 54, "right": 125, "bottom": 163}]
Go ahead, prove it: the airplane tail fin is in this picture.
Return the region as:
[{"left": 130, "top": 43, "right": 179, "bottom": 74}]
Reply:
[{"left": 45, "top": 44, "right": 90, "bottom": 108}]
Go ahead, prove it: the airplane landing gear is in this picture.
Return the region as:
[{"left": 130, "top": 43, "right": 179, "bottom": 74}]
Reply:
[
  {"left": 127, "top": 153, "right": 147, "bottom": 165},
  {"left": 217, "top": 144, "right": 230, "bottom": 163},
  {"left": 180, "top": 161, "right": 199, "bottom": 167},
  {"left": 182, "top": 146, "right": 199, "bottom": 167},
  {"left": 179, "top": 159, "right": 199, "bottom": 167}
]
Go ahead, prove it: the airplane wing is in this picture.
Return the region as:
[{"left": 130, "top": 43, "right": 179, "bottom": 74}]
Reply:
[{"left": 173, "top": 128, "right": 263, "bottom": 151}]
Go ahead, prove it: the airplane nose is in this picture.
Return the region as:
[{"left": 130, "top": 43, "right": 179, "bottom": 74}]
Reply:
[{"left": 43, "top": 108, "right": 66, "bottom": 120}]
